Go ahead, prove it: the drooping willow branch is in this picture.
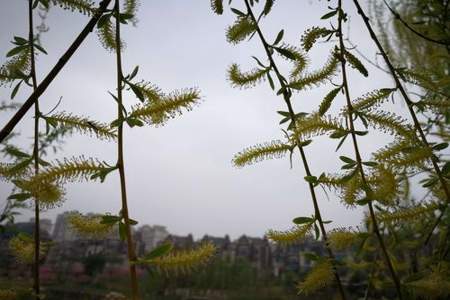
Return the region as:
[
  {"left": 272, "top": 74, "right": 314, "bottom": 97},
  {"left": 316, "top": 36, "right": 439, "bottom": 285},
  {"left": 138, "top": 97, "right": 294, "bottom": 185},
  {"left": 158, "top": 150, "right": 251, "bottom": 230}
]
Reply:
[
  {"left": 28, "top": 0, "right": 41, "bottom": 299},
  {"left": 336, "top": 1, "right": 403, "bottom": 298},
  {"left": 241, "top": 1, "right": 347, "bottom": 298},
  {"left": 352, "top": 0, "right": 450, "bottom": 246},
  {"left": 0, "top": 0, "right": 112, "bottom": 143},
  {"left": 113, "top": 0, "right": 140, "bottom": 299},
  {"left": 382, "top": 0, "right": 450, "bottom": 47}
]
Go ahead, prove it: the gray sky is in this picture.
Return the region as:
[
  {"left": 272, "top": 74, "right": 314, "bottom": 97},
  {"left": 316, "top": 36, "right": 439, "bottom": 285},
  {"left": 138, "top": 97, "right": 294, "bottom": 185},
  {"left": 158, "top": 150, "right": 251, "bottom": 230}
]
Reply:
[{"left": 1, "top": 0, "right": 408, "bottom": 239}]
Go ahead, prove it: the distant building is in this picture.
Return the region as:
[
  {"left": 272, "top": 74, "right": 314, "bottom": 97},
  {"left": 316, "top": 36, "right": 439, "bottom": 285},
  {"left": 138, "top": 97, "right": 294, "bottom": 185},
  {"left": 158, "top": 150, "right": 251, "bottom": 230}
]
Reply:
[
  {"left": 137, "top": 225, "right": 169, "bottom": 253},
  {"left": 232, "top": 235, "right": 272, "bottom": 271},
  {"left": 200, "top": 234, "right": 232, "bottom": 260},
  {"left": 30, "top": 218, "right": 52, "bottom": 235},
  {"left": 52, "top": 212, "right": 78, "bottom": 242},
  {"left": 165, "top": 234, "right": 195, "bottom": 249}
]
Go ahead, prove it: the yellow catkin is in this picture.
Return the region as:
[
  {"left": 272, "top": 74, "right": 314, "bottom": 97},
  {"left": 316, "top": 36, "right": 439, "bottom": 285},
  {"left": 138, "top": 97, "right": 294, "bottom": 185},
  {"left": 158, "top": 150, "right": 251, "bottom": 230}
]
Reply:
[
  {"left": 328, "top": 229, "right": 357, "bottom": 251},
  {"left": 152, "top": 242, "right": 216, "bottom": 275},
  {"left": 68, "top": 213, "right": 114, "bottom": 238},
  {"left": 266, "top": 223, "right": 312, "bottom": 245},
  {"left": 297, "top": 259, "right": 335, "bottom": 295}
]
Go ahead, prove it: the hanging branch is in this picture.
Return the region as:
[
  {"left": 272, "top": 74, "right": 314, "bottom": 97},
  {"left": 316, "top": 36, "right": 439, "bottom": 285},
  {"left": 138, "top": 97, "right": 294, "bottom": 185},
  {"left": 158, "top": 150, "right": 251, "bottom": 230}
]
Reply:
[
  {"left": 113, "top": 0, "right": 140, "bottom": 298},
  {"left": 28, "top": 0, "right": 41, "bottom": 299},
  {"left": 336, "top": 1, "right": 403, "bottom": 298},
  {"left": 240, "top": 1, "right": 348, "bottom": 298},
  {"left": 352, "top": 0, "right": 450, "bottom": 246},
  {"left": 382, "top": 0, "right": 450, "bottom": 47},
  {"left": 0, "top": 0, "right": 112, "bottom": 143}
]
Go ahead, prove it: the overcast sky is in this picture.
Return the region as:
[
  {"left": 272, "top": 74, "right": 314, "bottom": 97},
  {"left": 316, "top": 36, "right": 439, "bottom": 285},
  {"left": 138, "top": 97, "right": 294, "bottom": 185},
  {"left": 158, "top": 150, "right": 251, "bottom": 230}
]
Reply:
[{"left": 0, "top": 0, "right": 411, "bottom": 239}]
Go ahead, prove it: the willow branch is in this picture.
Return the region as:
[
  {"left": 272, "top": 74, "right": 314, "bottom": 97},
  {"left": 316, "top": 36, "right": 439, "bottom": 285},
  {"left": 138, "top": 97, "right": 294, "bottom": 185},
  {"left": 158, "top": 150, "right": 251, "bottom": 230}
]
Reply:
[
  {"left": 352, "top": 0, "right": 450, "bottom": 246},
  {"left": 114, "top": 1, "right": 140, "bottom": 299},
  {"left": 0, "top": 0, "right": 112, "bottom": 143},
  {"left": 244, "top": 1, "right": 347, "bottom": 298},
  {"left": 382, "top": 0, "right": 450, "bottom": 46},
  {"left": 337, "top": 1, "right": 403, "bottom": 298},
  {"left": 28, "top": 0, "right": 41, "bottom": 299}
]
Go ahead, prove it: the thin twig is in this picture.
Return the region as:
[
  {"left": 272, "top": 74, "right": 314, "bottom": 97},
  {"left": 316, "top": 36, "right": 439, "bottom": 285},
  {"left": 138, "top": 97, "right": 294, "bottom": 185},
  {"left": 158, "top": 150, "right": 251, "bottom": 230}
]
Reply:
[
  {"left": 244, "top": 1, "right": 347, "bottom": 298},
  {"left": 382, "top": 0, "right": 450, "bottom": 46},
  {"left": 352, "top": 0, "right": 450, "bottom": 247},
  {"left": 28, "top": 0, "right": 41, "bottom": 299},
  {"left": 114, "top": 1, "right": 140, "bottom": 299},
  {"left": 336, "top": 1, "right": 403, "bottom": 298}
]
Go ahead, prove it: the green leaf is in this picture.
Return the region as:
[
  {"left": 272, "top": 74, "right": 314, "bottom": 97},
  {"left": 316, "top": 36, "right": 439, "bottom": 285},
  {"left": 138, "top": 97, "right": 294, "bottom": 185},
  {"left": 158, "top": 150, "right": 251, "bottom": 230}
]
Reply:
[
  {"left": 34, "top": 43, "right": 47, "bottom": 55},
  {"left": 273, "top": 29, "right": 284, "bottom": 45},
  {"left": 274, "top": 47, "right": 297, "bottom": 60},
  {"left": 126, "top": 117, "right": 144, "bottom": 128},
  {"left": 9, "top": 158, "right": 33, "bottom": 173},
  {"left": 330, "top": 130, "right": 347, "bottom": 139},
  {"left": 339, "top": 156, "right": 355, "bottom": 164},
  {"left": 314, "top": 223, "right": 320, "bottom": 240},
  {"left": 251, "top": 56, "right": 266, "bottom": 68},
  {"left": 118, "top": 222, "right": 127, "bottom": 240},
  {"left": 362, "top": 161, "right": 378, "bottom": 167},
  {"left": 441, "top": 162, "right": 450, "bottom": 175},
  {"left": 11, "top": 80, "right": 22, "bottom": 99},
  {"left": 356, "top": 198, "right": 371, "bottom": 206},
  {"left": 293, "top": 216, "right": 314, "bottom": 224},
  {"left": 38, "top": 158, "right": 51, "bottom": 167},
  {"left": 8, "top": 193, "right": 32, "bottom": 201},
  {"left": 128, "top": 83, "right": 145, "bottom": 102},
  {"left": 335, "top": 134, "right": 347, "bottom": 152},
  {"left": 267, "top": 72, "right": 275, "bottom": 90},
  {"left": 299, "top": 139, "right": 312, "bottom": 147},
  {"left": 321, "top": 10, "right": 337, "bottom": 20},
  {"left": 6, "top": 147, "right": 30, "bottom": 158},
  {"left": 128, "top": 218, "right": 138, "bottom": 225},
  {"left": 129, "top": 66, "right": 139, "bottom": 80},
  {"left": 342, "top": 162, "right": 356, "bottom": 170},
  {"left": 354, "top": 130, "right": 368, "bottom": 136},
  {"left": 144, "top": 243, "right": 173, "bottom": 260},
  {"left": 230, "top": 8, "right": 246, "bottom": 17},
  {"left": 277, "top": 111, "right": 290, "bottom": 117},
  {"left": 433, "top": 143, "right": 448, "bottom": 151},
  {"left": 304, "top": 175, "right": 317, "bottom": 184},
  {"left": 13, "top": 36, "right": 28, "bottom": 45},
  {"left": 101, "top": 215, "right": 121, "bottom": 225},
  {"left": 90, "top": 166, "right": 118, "bottom": 183},
  {"left": 6, "top": 45, "right": 28, "bottom": 57}
]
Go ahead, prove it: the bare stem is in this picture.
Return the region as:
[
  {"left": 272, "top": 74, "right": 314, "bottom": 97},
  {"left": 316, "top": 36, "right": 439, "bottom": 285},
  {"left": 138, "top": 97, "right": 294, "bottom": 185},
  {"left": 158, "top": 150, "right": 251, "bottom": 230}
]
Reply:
[
  {"left": 28, "top": 0, "right": 40, "bottom": 299},
  {"left": 337, "top": 1, "right": 403, "bottom": 298},
  {"left": 243, "top": 1, "right": 347, "bottom": 298},
  {"left": 114, "top": 1, "right": 140, "bottom": 299},
  {"left": 352, "top": 0, "right": 450, "bottom": 246}
]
